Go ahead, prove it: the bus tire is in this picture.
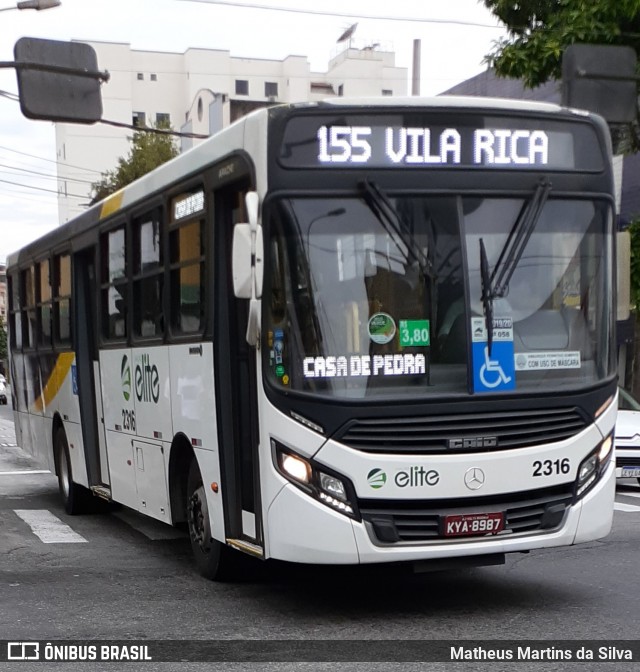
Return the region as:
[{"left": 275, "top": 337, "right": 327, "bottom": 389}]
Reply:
[
  {"left": 187, "top": 459, "right": 233, "bottom": 581},
  {"left": 55, "top": 428, "right": 88, "bottom": 515}
]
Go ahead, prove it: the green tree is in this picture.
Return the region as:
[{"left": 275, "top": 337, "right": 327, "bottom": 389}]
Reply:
[
  {"left": 483, "top": 0, "right": 640, "bottom": 151},
  {"left": 483, "top": 0, "right": 640, "bottom": 88},
  {"left": 0, "top": 314, "right": 7, "bottom": 363},
  {"left": 91, "top": 122, "right": 179, "bottom": 203},
  {"left": 630, "top": 219, "right": 640, "bottom": 310}
]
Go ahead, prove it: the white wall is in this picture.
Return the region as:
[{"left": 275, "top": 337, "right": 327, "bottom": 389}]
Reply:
[{"left": 55, "top": 42, "right": 408, "bottom": 221}]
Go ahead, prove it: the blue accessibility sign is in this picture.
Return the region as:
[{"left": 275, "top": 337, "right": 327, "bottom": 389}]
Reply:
[{"left": 472, "top": 341, "right": 515, "bottom": 393}]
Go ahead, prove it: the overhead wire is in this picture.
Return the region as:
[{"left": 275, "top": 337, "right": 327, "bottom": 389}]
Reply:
[{"left": 177, "top": 0, "right": 504, "bottom": 29}]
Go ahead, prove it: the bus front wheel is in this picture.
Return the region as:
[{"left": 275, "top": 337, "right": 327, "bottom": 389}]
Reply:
[
  {"left": 187, "top": 459, "right": 233, "bottom": 580},
  {"left": 55, "top": 428, "right": 88, "bottom": 515}
]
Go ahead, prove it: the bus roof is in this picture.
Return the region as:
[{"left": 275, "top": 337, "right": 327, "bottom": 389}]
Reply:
[{"left": 316, "top": 95, "right": 588, "bottom": 117}]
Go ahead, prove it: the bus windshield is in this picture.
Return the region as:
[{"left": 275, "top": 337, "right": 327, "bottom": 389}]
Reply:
[{"left": 264, "top": 193, "right": 614, "bottom": 399}]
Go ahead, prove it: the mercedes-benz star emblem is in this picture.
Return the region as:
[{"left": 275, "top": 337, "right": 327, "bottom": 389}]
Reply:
[{"left": 464, "top": 467, "right": 486, "bottom": 490}]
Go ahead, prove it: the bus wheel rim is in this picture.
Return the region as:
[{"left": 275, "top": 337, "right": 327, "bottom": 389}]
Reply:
[{"left": 188, "top": 486, "right": 211, "bottom": 553}]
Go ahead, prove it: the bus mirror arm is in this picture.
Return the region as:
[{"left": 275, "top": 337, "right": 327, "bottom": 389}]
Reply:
[
  {"left": 246, "top": 298, "right": 260, "bottom": 347},
  {"left": 246, "top": 191, "right": 263, "bottom": 299},
  {"left": 246, "top": 226, "right": 263, "bottom": 346}
]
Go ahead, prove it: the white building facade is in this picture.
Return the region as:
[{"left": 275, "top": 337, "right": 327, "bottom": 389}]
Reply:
[{"left": 55, "top": 41, "right": 407, "bottom": 223}]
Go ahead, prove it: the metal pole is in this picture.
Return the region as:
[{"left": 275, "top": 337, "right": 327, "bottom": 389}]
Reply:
[{"left": 412, "top": 39, "right": 421, "bottom": 96}]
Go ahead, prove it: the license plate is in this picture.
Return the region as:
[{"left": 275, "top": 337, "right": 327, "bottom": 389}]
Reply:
[
  {"left": 621, "top": 467, "right": 640, "bottom": 478},
  {"left": 442, "top": 512, "right": 504, "bottom": 537}
]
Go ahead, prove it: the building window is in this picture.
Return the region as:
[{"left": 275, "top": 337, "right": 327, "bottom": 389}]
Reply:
[
  {"left": 382, "top": 89, "right": 393, "bottom": 96},
  {"left": 133, "top": 111, "right": 146, "bottom": 127},
  {"left": 137, "top": 73, "right": 144, "bottom": 80},
  {"left": 338, "top": 84, "right": 344, "bottom": 97},
  {"left": 265, "top": 81, "right": 278, "bottom": 98},
  {"left": 156, "top": 112, "right": 171, "bottom": 127},
  {"left": 235, "top": 79, "right": 249, "bottom": 95},
  {"left": 150, "top": 73, "right": 157, "bottom": 82}
]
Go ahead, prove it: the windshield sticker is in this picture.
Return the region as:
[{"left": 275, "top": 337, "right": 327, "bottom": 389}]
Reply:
[
  {"left": 268, "top": 329, "right": 290, "bottom": 385},
  {"left": 515, "top": 352, "right": 581, "bottom": 370},
  {"left": 368, "top": 313, "right": 396, "bottom": 344},
  {"left": 399, "top": 319, "right": 430, "bottom": 347},
  {"left": 471, "top": 317, "right": 515, "bottom": 393},
  {"left": 471, "top": 317, "right": 513, "bottom": 343},
  {"left": 303, "top": 354, "right": 426, "bottom": 379}
]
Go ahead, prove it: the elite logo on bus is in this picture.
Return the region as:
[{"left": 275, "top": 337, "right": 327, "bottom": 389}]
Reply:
[
  {"left": 367, "top": 466, "right": 440, "bottom": 489},
  {"left": 367, "top": 468, "right": 387, "bottom": 489},
  {"left": 121, "top": 355, "right": 131, "bottom": 401},
  {"left": 135, "top": 354, "right": 160, "bottom": 404}
]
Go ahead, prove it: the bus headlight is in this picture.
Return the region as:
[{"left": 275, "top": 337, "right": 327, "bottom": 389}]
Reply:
[
  {"left": 272, "top": 440, "right": 359, "bottom": 519},
  {"left": 281, "top": 453, "right": 311, "bottom": 483},
  {"left": 575, "top": 434, "right": 613, "bottom": 500}
]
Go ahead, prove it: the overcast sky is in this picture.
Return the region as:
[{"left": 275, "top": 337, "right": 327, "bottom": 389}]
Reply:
[{"left": 0, "top": 0, "right": 506, "bottom": 262}]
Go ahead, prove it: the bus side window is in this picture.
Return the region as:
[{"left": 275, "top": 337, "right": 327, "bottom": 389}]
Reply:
[
  {"left": 8, "top": 273, "right": 22, "bottom": 351},
  {"left": 133, "top": 211, "right": 164, "bottom": 339},
  {"left": 54, "top": 253, "right": 72, "bottom": 344},
  {"left": 37, "top": 258, "right": 52, "bottom": 347},
  {"left": 18, "top": 266, "right": 37, "bottom": 349},
  {"left": 100, "top": 227, "right": 127, "bottom": 340},
  {"left": 170, "top": 219, "right": 204, "bottom": 334}
]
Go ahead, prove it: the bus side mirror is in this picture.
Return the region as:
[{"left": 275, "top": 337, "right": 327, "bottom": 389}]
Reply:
[
  {"left": 231, "top": 191, "right": 263, "bottom": 299},
  {"left": 232, "top": 223, "right": 253, "bottom": 298}
]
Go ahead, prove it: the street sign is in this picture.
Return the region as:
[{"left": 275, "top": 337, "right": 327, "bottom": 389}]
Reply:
[{"left": 13, "top": 37, "right": 105, "bottom": 124}]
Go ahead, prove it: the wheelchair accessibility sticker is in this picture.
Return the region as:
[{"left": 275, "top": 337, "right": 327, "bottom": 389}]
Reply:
[{"left": 471, "top": 317, "right": 515, "bottom": 393}]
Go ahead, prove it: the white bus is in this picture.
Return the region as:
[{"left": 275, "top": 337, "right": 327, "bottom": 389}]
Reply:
[{"left": 7, "top": 97, "right": 617, "bottom": 579}]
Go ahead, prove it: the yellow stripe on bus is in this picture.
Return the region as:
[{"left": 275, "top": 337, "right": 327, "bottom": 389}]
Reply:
[
  {"left": 34, "top": 352, "right": 75, "bottom": 412},
  {"left": 100, "top": 190, "right": 124, "bottom": 219}
]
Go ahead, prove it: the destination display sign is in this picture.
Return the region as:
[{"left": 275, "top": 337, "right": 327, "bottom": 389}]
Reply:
[{"left": 278, "top": 112, "right": 603, "bottom": 171}]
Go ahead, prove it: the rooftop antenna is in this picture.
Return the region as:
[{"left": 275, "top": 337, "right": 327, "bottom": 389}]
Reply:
[{"left": 337, "top": 22, "right": 358, "bottom": 47}]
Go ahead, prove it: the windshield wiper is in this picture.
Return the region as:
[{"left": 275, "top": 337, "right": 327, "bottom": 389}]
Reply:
[
  {"left": 491, "top": 179, "right": 552, "bottom": 297},
  {"left": 480, "top": 178, "right": 552, "bottom": 355},
  {"left": 479, "top": 238, "right": 494, "bottom": 355},
  {"left": 360, "top": 179, "right": 436, "bottom": 282}
]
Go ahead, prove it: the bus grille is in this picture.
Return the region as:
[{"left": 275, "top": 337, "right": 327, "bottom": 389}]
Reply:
[
  {"left": 335, "top": 407, "right": 588, "bottom": 453},
  {"left": 359, "top": 484, "right": 575, "bottom": 544},
  {"left": 616, "top": 456, "right": 640, "bottom": 468}
]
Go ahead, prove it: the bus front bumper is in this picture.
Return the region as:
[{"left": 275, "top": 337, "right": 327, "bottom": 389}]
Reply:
[{"left": 265, "top": 460, "right": 615, "bottom": 565}]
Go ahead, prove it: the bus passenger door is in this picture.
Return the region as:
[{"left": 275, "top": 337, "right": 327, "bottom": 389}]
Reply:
[
  {"left": 73, "top": 247, "right": 109, "bottom": 489},
  {"left": 213, "top": 177, "right": 263, "bottom": 554}
]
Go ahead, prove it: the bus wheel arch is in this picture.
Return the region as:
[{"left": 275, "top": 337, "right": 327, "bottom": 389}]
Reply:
[{"left": 167, "top": 433, "right": 195, "bottom": 526}]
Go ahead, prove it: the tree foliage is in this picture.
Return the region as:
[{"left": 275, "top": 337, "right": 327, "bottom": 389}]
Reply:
[
  {"left": 629, "top": 219, "right": 640, "bottom": 308},
  {"left": 484, "top": 0, "right": 640, "bottom": 86},
  {"left": 483, "top": 0, "right": 640, "bottom": 151},
  {"left": 91, "top": 122, "right": 179, "bottom": 204}
]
